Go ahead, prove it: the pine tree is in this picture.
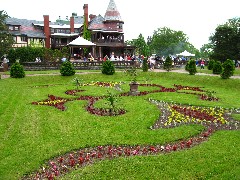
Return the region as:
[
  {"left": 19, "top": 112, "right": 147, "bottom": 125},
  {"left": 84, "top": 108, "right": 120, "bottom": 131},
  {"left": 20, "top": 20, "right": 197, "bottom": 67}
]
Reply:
[{"left": 164, "top": 56, "right": 172, "bottom": 71}]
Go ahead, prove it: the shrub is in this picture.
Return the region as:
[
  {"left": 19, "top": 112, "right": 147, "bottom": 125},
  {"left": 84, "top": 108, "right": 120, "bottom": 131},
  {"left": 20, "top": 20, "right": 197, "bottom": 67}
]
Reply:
[
  {"left": 142, "top": 58, "right": 148, "bottom": 72},
  {"left": 101, "top": 60, "right": 115, "bottom": 75},
  {"left": 60, "top": 61, "right": 75, "bottom": 76},
  {"left": 164, "top": 56, "right": 172, "bottom": 72},
  {"left": 10, "top": 62, "right": 25, "bottom": 78},
  {"left": 221, "top": 59, "right": 235, "bottom": 79},
  {"left": 207, "top": 60, "right": 215, "bottom": 70},
  {"left": 185, "top": 59, "right": 197, "bottom": 75},
  {"left": 212, "top": 61, "right": 222, "bottom": 74}
]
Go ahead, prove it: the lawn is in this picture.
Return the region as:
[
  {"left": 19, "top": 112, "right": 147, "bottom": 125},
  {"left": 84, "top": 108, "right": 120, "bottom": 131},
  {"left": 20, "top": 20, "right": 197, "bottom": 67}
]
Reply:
[{"left": 0, "top": 70, "right": 239, "bottom": 179}]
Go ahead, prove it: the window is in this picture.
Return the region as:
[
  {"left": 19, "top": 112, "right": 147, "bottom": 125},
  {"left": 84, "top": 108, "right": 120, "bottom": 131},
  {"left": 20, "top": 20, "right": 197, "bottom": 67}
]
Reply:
[
  {"left": 21, "top": 36, "right": 27, "bottom": 42},
  {"left": 14, "top": 26, "right": 19, "bottom": 31},
  {"left": 117, "top": 23, "right": 123, "bottom": 29},
  {"left": 74, "top": 29, "right": 80, "bottom": 33},
  {"left": 9, "top": 26, "right": 13, "bottom": 30},
  {"left": 61, "top": 38, "right": 67, "bottom": 44}
]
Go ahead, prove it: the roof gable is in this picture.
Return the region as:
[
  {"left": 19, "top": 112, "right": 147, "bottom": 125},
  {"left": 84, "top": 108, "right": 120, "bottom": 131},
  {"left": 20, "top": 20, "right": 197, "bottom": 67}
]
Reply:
[{"left": 104, "top": 0, "right": 122, "bottom": 22}]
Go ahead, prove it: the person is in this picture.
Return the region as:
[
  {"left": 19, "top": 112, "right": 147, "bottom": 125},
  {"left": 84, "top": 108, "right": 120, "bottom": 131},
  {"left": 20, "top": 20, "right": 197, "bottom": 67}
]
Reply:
[
  {"left": 103, "top": 55, "right": 109, "bottom": 61},
  {"left": 200, "top": 59, "right": 205, "bottom": 69},
  {"left": 149, "top": 56, "right": 156, "bottom": 71}
]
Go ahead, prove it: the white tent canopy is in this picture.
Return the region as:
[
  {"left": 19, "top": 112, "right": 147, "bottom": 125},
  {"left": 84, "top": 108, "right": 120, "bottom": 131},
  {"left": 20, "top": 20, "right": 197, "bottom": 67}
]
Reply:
[
  {"left": 68, "top": 36, "right": 96, "bottom": 47},
  {"left": 176, "top": 50, "right": 195, "bottom": 57}
]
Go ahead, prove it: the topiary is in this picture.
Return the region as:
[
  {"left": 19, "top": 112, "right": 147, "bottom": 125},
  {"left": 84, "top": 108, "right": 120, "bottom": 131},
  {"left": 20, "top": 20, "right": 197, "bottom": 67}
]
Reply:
[
  {"left": 212, "top": 61, "right": 222, "bottom": 74},
  {"left": 142, "top": 58, "right": 148, "bottom": 72},
  {"left": 101, "top": 60, "right": 115, "bottom": 75},
  {"left": 163, "top": 56, "right": 172, "bottom": 72},
  {"left": 207, "top": 59, "right": 215, "bottom": 70},
  {"left": 10, "top": 62, "right": 25, "bottom": 78},
  {"left": 60, "top": 61, "right": 75, "bottom": 76},
  {"left": 185, "top": 59, "right": 197, "bottom": 75},
  {"left": 221, "top": 59, "right": 235, "bottom": 79}
]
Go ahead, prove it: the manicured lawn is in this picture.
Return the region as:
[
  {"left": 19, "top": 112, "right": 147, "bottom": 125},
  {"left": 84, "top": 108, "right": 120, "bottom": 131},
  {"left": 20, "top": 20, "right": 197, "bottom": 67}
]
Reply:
[{"left": 0, "top": 71, "right": 239, "bottom": 179}]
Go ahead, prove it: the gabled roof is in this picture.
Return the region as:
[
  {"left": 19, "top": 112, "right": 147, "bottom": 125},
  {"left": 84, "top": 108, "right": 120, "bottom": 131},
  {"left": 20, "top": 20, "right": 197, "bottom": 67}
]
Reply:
[
  {"left": 68, "top": 36, "right": 96, "bottom": 47},
  {"left": 104, "top": 0, "right": 122, "bottom": 22},
  {"left": 88, "top": 15, "right": 105, "bottom": 30},
  {"left": 6, "top": 18, "right": 46, "bottom": 38}
]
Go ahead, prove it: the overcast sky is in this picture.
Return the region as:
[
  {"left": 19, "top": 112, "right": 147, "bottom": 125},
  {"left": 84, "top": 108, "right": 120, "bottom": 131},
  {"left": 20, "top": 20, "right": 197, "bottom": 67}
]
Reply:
[{"left": 1, "top": 0, "right": 239, "bottom": 49}]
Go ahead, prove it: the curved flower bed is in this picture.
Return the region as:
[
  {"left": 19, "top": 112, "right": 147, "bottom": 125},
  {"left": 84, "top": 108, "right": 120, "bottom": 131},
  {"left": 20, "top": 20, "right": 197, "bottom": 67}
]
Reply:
[
  {"left": 24, "top": 99, "right": 240, "bottom": 180},
  {"left": 26, "top": 82, "right": 238, "bottom": 179},
  {"left": 32, "top": 82, "right": 217, "bottom": 115}
]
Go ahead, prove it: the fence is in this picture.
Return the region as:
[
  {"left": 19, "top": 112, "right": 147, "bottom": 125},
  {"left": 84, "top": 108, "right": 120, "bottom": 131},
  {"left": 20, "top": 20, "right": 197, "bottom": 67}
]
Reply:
[{"left": 7, "top": 60, "right": 187, "bottom": 71}]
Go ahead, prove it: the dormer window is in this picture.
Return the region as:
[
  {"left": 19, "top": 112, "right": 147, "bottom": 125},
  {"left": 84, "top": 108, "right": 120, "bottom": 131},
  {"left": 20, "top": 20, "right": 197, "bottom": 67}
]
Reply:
[{"left": 8, "top": 25, "right": 20, "bottom": 31}]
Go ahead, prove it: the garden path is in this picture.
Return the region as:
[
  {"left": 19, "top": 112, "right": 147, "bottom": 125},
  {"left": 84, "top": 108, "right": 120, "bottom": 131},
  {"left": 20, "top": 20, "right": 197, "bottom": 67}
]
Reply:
[{"left": 1, "top": 69, "right": 240, "bottom": 79}]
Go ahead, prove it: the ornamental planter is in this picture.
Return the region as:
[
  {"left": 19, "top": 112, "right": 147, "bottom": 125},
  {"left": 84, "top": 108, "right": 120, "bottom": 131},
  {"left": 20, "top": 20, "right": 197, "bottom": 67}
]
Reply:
[{"left": 129, "top": 82, "right": 140, "bottom": 95}]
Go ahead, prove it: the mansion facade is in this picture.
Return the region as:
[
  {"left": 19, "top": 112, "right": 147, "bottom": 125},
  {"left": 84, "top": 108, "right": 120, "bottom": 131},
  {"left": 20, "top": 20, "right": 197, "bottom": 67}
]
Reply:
[{"left": 5, "top": 0, "right": 134, "bottom": 59}]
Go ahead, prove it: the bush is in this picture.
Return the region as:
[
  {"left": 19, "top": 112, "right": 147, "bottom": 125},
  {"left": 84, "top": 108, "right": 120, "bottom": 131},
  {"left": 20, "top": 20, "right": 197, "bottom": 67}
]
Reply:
[
  {"left": 163, "top": 56, "right": 172, "bottom": 72},
  {"left": 101, "top": 60, "right": 115, "bottom": 75},
  {"left": 10, "top": 62, "right": 25, "bottom": 78},
  {"left": 60, "top": 61, "right": 75, "bottom": 76},
  {"left": 185, "top": 59, "right": 197, "bottom": 75},
  {"left": 221, "top": 59, "right": 235, "bottom": 79},
  {"left": 212, "top": 61, "right": 222, "bottom": 74},
  {"left": 142, "top": 58, "right": 148, "bottom": 72},
  {"left": 207, "top": 60, "right": 215, "bottom": 70}
]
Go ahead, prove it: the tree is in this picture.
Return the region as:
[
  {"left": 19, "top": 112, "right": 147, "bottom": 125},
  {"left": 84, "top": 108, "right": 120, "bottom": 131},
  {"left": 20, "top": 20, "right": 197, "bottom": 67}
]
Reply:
[
  {"left": 185, "top": 59, "right": 197, "bottom": 75},
  {"left": 221, "top": 59, "right": 235, "bottom": 79},
  {"left": 149, "top": 27, "right": 189, "bottom": 56},
  {"left": 163, "top": 56, "right": 172, "bottom": 71},
  {"left": 126, "top": 34, "right": 150, "bottom": 57},
  {"left": 82, "top": 17, "right": 91, "bottom": 56},
  {"left": 200, "top": 43, "right": 214, "bottom": 59},
  {"left": 102, "top": 60, "right": 115, "bottom": 75},
  {"left": 209, "top": 17, "right": 240, "bottom": 62},
  {"left": 0, "top": 10, "right": 14, "bottom": 58}
]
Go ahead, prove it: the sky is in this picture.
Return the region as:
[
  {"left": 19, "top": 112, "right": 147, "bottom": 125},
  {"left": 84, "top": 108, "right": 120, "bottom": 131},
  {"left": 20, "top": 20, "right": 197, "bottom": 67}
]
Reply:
[{"left": 1, "top": 0, "right": 239, "bottom": 49}]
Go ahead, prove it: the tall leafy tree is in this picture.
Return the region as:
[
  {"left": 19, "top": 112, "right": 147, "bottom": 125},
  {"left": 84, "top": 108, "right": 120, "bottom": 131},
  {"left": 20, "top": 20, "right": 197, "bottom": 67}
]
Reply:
[
  {"left": 209, "top": 17, "right": 240, "bottom": 62},
  {"left": 0, "top": 10, "right": 14, "bottom": 58},
  {"left": 200, "top": 43, "right": 214, "bottom": 59},
  {"left": 149, "top": 27, "right": 189, "bottom": 56},
  {"left": 126, "top": 34, "right": 150, "bottom": 57}
]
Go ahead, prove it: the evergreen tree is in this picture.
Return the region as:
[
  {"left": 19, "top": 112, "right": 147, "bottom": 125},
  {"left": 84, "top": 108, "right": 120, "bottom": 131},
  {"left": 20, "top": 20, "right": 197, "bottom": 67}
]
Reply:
[
  {"left": 60, "top": 61, "right": 75, "bottom": 76},
  {"left": 142, "top": 58, "right": 148, "bottom": 72},
  {"left": 83, "top": 17, "right": 91, "bottom": 56},
  {"left": 212, "top": 61, "right": 223, "bottom": 74},
  {"left": 102, "top": 60, "right": 115, "bottom": 75},
  {"left": 163, "top": 56, "right": 172, "bottom": 71},
  {"left": 221, "top": 59, "right": 235, "bottom": 79},
  {"left": 185, "top": 59, "right": 197, "bottom": 75}
]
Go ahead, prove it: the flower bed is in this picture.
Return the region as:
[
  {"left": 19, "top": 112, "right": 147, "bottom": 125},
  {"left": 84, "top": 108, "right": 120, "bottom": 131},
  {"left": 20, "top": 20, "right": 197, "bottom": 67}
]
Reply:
[{"left": 25, "top": 98, "right": 240, "bottom": 180}]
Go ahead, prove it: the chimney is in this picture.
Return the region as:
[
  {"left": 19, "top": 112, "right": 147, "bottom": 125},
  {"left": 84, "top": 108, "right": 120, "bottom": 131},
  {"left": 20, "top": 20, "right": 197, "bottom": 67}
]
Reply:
[
  {"left": 89, "top": 14, "right": 96, "bottom": 21},
  {"left": 43, "top": 15, "right": 50, "bottom": 48},
  {"left": 70, "top": 16, "right": 74, "bottom": 33},
  {"left": 83, "top": 4, "right": 88, "bottom": 27}
]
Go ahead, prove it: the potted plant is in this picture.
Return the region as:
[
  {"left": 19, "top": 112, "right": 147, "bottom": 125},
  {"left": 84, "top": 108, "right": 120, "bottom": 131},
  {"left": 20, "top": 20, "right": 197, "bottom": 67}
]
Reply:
[{"left": 125, "top": 66, "right": 139, "bottom": 95}]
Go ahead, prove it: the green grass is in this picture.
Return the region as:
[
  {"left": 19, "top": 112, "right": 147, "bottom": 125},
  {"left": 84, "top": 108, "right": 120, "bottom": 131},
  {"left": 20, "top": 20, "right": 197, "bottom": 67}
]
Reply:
[{"left": 0, "top": 71, "right": 240, "bottom": 179}]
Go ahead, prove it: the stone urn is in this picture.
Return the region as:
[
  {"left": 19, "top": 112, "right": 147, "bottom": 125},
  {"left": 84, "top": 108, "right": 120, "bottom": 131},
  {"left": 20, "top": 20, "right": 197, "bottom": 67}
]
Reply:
[{"left": 129, "top": 82, "right": 140, "bottom": 95}]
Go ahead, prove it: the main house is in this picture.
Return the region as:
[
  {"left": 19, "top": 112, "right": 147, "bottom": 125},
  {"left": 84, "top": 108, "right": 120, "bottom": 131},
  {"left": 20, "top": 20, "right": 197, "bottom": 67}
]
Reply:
[{"left": 5, "top": 0, "right": 134, "bottom": 59}]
